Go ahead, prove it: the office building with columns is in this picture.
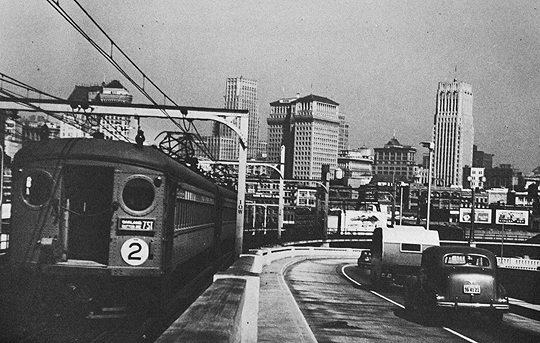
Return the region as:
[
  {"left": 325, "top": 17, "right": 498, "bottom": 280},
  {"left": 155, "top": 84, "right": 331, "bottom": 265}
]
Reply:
[
  {"left": 267, "top": 94, "right": 340, "bottom": 180},
  {"left": 432, "top": 79, "right": 474, "bottom": 187},
  {"left": 373, "top": 136, "right": 417, "bottom": 182},
  {"left": 338, "top": 112, "right": 350, "bottom": 152}
]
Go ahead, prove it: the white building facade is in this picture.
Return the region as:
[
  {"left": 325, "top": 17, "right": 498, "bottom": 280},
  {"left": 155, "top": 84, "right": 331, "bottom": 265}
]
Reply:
[
  {"left": 337, "top": 148, "right": 374, "bottom": 187},
  {"left": 267, "top": 94, "right": 340, "bottom": 180},
  {"left": 432, "top": 79, "right": 474, "bottom": 187},
  {"left": 213, "top": 77, "right": 259, "bottom": 160}
]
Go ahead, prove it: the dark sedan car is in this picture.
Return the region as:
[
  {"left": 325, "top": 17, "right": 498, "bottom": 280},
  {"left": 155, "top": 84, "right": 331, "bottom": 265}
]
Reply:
[
  {"left": 404, "top": 246, "right": 509, "bottom": 322},
  {"left": 357, "top": 250, "right": 372, "bottom": 269}
]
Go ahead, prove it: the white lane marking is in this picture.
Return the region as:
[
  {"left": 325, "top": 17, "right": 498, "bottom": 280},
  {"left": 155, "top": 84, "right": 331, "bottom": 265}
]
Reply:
[
  {"left": 443, "top": 327, "right": 480, "bottom": 343},
  {"left": 342, "top": 264, "right": 480, "bottom": 343},
  {"left": 340, "top": 265, "right": 405, "bottom": 309},
  {"left": 371, "top": 290, "right": 406, "bottom": 309}
]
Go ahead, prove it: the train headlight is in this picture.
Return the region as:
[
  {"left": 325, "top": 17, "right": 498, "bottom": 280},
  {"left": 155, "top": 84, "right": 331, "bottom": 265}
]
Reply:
[
  {"left": 22, "top": 169, "right": 53, "bottom": 207},
  {"left": 122, "top": 177, "right": 155, "bottom": 212}
]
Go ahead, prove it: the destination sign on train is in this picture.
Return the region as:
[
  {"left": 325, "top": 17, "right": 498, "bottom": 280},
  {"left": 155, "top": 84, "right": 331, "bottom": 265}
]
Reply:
[{"left": 119, "top": 218, "right": 155, "bottom": 231}]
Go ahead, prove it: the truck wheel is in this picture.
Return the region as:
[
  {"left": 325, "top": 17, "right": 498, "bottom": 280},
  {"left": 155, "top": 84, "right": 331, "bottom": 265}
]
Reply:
[
  {"left": 404, "top": 285, "right": 413, "bottom": 311},
  {"left": 403, "top": 278, "right": 418, "bottom": 312},
  {"left": 370, "top": 264, "right": 382, "bottom": 289}
]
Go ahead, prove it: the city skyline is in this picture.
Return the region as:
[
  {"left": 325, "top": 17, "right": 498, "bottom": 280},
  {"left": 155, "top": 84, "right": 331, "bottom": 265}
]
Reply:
[{"left": 1, "top": 1, "right": 539, "bottom": 173}]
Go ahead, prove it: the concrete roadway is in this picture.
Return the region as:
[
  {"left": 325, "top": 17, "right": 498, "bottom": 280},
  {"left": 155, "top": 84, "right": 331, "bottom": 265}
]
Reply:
[{"left": 284, "top": 258, "right": 540, "bottom": 343}]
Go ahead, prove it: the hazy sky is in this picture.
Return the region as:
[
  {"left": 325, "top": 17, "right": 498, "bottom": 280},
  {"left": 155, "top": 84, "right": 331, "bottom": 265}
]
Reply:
[{"left": 1, "top": 1, "right": 540, "bottom": 172}]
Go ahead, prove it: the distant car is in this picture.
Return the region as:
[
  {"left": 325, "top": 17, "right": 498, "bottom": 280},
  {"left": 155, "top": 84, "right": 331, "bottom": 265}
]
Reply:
[
  {"left": 404, "top": 246, "right": 509, "bottom": 322},
  {"left": 357, "top": 250, "right": 372, "bottom": 268}
]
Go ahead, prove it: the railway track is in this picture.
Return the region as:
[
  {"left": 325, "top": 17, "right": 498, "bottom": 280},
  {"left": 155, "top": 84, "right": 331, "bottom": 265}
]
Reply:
[{"left": 0, "top": 253, "right": 234, "bottom": 343}]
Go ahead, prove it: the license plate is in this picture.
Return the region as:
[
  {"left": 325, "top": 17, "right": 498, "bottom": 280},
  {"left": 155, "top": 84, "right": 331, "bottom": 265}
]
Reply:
[{"left": 463, "top": 284, "right": 481, "bottom": 294}]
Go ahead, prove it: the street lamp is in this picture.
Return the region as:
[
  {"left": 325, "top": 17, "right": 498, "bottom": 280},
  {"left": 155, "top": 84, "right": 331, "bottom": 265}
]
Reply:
[
  {"left": 319, "top": 165, "right": 345, "bottom": 245},
  {"left": 399, "top": 182, "right": 408, "bottom": 226},
  {"left": 278, "top": 145, "right": 285, "bottom": 240},
  {"left": 322, "top": 164, "right": 330, "bottom": 247},
  {"left": 421, "top": 141, "right": 434, "bottom": 231},
  {"left": 467, "top": 176, "right": 476, "bottom": 247},
  {"left": 467, "top": 175, "right": 486, "bottom": 247}
]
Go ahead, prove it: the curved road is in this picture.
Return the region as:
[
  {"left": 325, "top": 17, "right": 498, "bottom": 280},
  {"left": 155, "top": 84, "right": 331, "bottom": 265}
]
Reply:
[{"left": 284, "top": 258, "right": 540, "bottom": 343}]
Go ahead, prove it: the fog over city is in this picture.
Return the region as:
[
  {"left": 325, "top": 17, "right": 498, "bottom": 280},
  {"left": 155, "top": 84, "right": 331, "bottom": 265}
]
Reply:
[{"left": 1, "top": 0, "right": 539, "bottom": 172}]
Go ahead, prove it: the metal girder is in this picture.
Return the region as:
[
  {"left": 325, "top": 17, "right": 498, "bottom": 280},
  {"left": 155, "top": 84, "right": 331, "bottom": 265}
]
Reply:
[
  {"left": 0, "top": 97, "right": 249, "bottom": 148},
  {"left": 205, "top": 160, "right": 284, "bottom": 179}
]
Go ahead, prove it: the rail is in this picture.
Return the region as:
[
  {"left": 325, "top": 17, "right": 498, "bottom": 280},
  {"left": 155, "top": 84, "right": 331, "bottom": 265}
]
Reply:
[
  {"left": 464, "top": 231, "right": 537, "bottom": 242},
  {"left": 155, "top": 246, "right": 363, "bottom": 343},
  {"left": 497, "top": 256, "right": 540, "bottom": 271},
  {"left": 0, "top": 233, "right": 8, "bottom": 261}
]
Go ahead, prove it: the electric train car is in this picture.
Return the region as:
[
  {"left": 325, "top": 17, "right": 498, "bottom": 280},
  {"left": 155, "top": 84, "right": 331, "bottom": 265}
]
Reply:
[{"left": 7, "top": 138, "right": 237, "bottom": 311}]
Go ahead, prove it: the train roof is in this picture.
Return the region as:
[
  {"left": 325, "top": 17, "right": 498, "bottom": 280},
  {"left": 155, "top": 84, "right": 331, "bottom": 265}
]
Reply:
[{"left": 13, "top": 138, "right": 236, "bottom": 197}]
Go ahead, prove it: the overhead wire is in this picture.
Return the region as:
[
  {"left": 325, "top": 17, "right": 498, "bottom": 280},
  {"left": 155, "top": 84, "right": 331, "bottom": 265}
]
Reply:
[
  {"left": 45, "top": 0, "right": 216, "bottom": 160},
  {"left": 0, "top": 73, "right": 64, "bottom": 101},
  {"left": 0, "top": 77, "right": 130, "bottom": 142}
]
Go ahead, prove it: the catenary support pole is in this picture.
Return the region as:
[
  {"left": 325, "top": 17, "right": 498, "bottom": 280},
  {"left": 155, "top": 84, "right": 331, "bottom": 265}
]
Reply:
[{"left": 277, "top": 145, "right": 285, "bottom": 240}]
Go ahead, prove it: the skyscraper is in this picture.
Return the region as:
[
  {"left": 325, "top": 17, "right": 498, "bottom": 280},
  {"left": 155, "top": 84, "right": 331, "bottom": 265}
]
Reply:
[
  {"left": 214, "top": 77, "right": 259, "bottom": 159},
  {"left": 267, "top": 93, "right": 340, "bottom": 180},
  {"left": 338, "top": 112, "right": 350, "bottom": 152},
  {"left": 432, "top": 79, "right": 474, "bottom": 187}
]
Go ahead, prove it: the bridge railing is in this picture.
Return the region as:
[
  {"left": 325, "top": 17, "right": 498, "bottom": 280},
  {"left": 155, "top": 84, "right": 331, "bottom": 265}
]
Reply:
[
  {"left": 156, "top": 239, "right": 540, "bottom": 343},
  {"left": 155, "top": 246, "right": 363, "bottom": 343},
  {"left": 497, "top": 256, "right": 540, "bottom": 270}
]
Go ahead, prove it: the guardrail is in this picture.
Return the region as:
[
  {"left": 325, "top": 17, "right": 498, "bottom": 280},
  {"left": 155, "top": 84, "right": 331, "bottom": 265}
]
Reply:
[
  {"left": 0, "top": 233, "right": 8, "bottom": 250},
  {"left": 497, "top": 256, "right": 540, "bottom": 271},
  {"left": 464, "top": 231, "right": 537, "bottom": 242},
  {"left": 155, "top": 246, "right": 363, "bottom": 343},
  {"left": 0, "top": 233, "right": 8, "bottom": 263}
]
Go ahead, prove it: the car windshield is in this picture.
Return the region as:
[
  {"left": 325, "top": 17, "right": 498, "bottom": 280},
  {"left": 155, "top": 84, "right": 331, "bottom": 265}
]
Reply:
[{"left": 444, "top": 254, "right": 490, "bottom": 267}]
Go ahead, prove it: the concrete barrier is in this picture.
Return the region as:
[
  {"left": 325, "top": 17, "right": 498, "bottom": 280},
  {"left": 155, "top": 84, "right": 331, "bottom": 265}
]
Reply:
[
  {"left": 157, "top": 246, "right": 540, "bottom": 342},
  {"left": 156, "top": 246, "right": 363, "bottom": 343}
]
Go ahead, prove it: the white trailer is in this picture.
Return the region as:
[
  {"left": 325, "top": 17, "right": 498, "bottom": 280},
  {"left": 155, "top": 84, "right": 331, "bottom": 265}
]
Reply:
[{"left": 370, "top": 225, "right": 440, "bottom": 287}]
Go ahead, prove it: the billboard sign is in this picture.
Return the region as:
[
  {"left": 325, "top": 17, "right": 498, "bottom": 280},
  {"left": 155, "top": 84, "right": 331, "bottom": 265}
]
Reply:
[
  {"left": 495, "top": 209, "right": 529, "bottom": 226},
  {"left": 328, "top": 210, "right": 387, "bottom": 234},
  {"left": 459, "top": 208, "right": 492, "bottom": 224}
]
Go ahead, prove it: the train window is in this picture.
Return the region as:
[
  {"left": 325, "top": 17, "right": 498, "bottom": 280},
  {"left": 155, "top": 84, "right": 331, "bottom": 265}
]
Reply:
[
  {"left": 22, "top": 170, "right": 53, "bottom": 206},
  {"left": 122, "top": 178, "right": 155, "bottom": 212}
]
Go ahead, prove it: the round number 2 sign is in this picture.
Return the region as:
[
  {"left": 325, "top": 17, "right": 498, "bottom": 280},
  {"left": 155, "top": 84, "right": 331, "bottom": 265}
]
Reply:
[{"left": 121, "top": 238, "right": 149, "bottom": 266}]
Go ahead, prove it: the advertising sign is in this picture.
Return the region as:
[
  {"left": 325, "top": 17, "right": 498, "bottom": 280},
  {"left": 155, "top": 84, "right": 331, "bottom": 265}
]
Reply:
[
  {"left": 346, "top": 211, "right": 386, "bottom": 233},
  {"left": 495, "top": 209, "right": 529, "bottom": 226},
  {"left": 459, "top": 208, "right": 492, "bottom": 224},
  {"left": 328, "top": 210, "right": 386, "bottom": 234}
]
